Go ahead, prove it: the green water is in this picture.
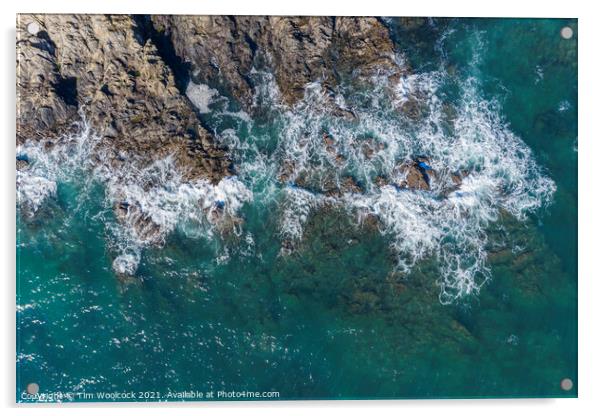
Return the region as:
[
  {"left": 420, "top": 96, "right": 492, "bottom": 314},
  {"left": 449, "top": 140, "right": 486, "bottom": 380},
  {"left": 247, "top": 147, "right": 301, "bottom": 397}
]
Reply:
[{"left": 17, "top": 18, "right": 577, "bottom": 401}]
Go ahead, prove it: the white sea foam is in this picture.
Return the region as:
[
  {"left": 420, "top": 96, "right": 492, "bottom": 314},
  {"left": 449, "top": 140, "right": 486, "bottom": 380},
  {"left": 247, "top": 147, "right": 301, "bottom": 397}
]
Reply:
[
  {"left": 239, "top": 52, "right": 555, "bottom": 303},
  {"left": 17, "top": 119, "right": 252, "bottom": 276},
  {"left": 112, "top": 170, "right": 252, "bottom": 274},
  {"left": 106, "top": 157, "right": 252, "bottom": 244},
  {"left": 18, "top": 36, "right": 556, "bottom": 303},
  {"left": 535, "top": 65, "right": 544, "bottom": 84},
  {"left": 558, "top": 100, "right": 571, "bottom": 112},
  {"left": 17, "top": 119, "right": 101, "bottom": 214},
  {"left": 112, "top": 252, "right": 140, "bottom": 276},
  {"left": 279, "top": 185, "right": 327, "bottom": 248},
  {"left": 16, "top": 172, "right": 57, "bottom": 214},
  {"left": 186, "top": 82, "right": 219, "bottom": 113}
]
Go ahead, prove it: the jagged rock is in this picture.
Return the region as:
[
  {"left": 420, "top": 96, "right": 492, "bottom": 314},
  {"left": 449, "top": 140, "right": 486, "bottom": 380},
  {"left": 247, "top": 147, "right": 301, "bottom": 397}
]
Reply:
[
  {"left": 151, "top": 16, "right": 401, "bottom": 109},
  {"left": 17, "top": 15, "right": 78, "bottom": 144},
  {"left": 16, "top": 158, "right": 29, "bottom": 171},
  {"left": 396, "top": 160, "right": 431, "bottom": 190},
  {"left": 340, "top": 176, "right": 363, "bottom": 194},
  {"left": 17, "top": 14, "right": 230, "bottom": 183}
]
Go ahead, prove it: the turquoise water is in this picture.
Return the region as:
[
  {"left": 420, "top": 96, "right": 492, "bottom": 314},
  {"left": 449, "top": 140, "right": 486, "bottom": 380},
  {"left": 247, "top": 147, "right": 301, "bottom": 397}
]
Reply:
[{"left": 17, "top": 18, "right": 577, "bottom": 401}]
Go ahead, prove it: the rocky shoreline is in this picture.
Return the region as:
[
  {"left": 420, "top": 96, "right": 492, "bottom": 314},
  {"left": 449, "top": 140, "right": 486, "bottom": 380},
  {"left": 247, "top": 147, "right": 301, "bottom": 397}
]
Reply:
[
  {"left": 17, "top": 14, "right": 231, "bottom": 183},
  {"left": 17, "top": 15, "right": 553, "bottom": 290},
  {"left": 17, "top": 14, "right": 414, "bottom": 271},
  {"left": 151, "top": 16, "right": 404, "bottom": 109},
  {"left": 17, "top": 15, "right": 409, "bottom": 181}
]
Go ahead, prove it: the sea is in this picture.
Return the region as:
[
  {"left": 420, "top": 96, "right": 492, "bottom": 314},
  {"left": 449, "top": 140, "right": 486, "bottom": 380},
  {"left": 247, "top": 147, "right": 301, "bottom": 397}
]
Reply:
[{"left": 16, "top": 17, "right": 577, "bottom": 401}]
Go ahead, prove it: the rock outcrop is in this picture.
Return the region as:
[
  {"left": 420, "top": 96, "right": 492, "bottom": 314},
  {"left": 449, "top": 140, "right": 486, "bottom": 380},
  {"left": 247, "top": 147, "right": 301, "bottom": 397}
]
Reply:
[
  {"left": 150, "top": 16, "right": 402, "bottom": 109},
  {"left": 396, "top": 158, "right": 434, "bottom": 191},
  {"left": 18, "top": 14, "right": 407, "bottom": 180},
  {"left": 17, "top": 18, "right": 78, "bottom": 143},
  {"left": 17, "top": 14, "right": 230, "bottom": 182}
]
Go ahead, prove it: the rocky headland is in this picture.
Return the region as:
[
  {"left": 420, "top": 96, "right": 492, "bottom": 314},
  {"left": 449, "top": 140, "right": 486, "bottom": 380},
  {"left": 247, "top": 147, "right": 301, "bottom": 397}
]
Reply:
[
  {"left": 17, "top": 15, "right": 417, "bottom": 180},
  {"left": 17, "top": 14, "right": 420, "bottom": 262},
  {"left": 17, "top": 14, "right": 231, "bottom": 183}
]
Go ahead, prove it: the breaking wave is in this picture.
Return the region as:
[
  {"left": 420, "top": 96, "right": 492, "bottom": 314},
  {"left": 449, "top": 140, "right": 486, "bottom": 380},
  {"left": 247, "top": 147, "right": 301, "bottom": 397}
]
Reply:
[
  {"left": 17, "top": 119, "right": 252, "bottom": 276},
  {"left": 18, "top": 35, "right": 556, "bottom": 304},
  {"left": 17, "top": 121, "right": 98, "bottom": 214},
  {"left": 199, "top": 53, "right": 555, "bottom": 303}
]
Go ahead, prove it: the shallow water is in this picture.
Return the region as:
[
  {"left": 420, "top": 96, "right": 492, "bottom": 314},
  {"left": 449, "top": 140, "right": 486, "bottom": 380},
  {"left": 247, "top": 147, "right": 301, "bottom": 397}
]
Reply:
[{"left": 17, "top": 17, "right": 577, "bottom": 400}]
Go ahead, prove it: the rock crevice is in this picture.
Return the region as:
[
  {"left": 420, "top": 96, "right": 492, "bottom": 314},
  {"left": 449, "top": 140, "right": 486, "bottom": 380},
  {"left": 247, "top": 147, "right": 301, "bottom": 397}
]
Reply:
[
  {"left": 150, "top": 15, "right": 404, "bottom": 109},
  {"left": 17, "top": 14, "right": 230, "bottom": 183}
]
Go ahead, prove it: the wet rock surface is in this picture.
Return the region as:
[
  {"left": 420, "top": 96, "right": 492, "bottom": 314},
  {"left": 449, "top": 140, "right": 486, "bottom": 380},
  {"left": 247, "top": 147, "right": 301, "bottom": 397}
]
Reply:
[{"left": 395, "top": 160, "right": 432, "bottom": 190}]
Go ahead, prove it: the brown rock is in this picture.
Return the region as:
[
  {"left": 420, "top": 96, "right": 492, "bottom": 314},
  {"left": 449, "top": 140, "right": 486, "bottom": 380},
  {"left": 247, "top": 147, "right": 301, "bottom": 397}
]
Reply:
[
  {"left": 17, "top": 15, "right": 78, "bottom": 143},
  {"left": 151, "top": 16, "right": 401, "bottom": 109},
  {"left": 17, "top": 14, "right": 230, "bottom": 183},
  {"left": 16, "top": 158, "right": 29, "bottom": 171},
  {"left": 396, "top": 161, "right": 430, "bottom": 190}
]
